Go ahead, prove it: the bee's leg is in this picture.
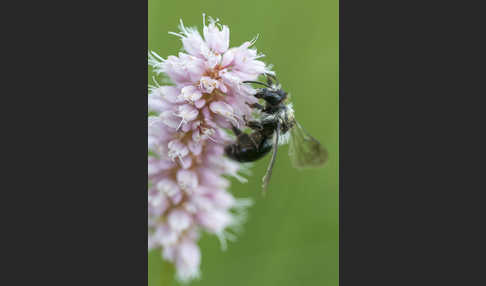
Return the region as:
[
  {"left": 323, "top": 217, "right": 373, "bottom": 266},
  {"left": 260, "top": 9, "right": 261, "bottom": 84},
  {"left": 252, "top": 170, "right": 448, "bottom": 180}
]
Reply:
[
  {"left": 230, "top": 124, "right": 243, "bottom": 136},
  {"left": 253, "top": 90, "right": 266, "bottom": 100},
  {"left": 262, "top": 121, "right": 280, "bottom": 194},
  {"left": 239, "top": 116, "right": 261, "bottom": 149},
  {"left": 247, "top": 135, "right": 259, "bottom": 149},
  {"left": 247, "top": 102, "right": 265, "bottom": 111},
  {"left": 247, "top": 120, "right": 264, "bottom": 131},
  {"left": 230, "top": 124, "right": 259, "bottom": 150},
  {"left": 242, "top": 115, "right": 262, "bottom": 130}
]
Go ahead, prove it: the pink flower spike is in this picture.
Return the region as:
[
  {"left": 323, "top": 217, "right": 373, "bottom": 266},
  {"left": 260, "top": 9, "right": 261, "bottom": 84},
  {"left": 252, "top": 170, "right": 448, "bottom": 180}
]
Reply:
[
  {"left": 176, "top": 169, "right": 198, "bottom": 191},
  {"left": 175, "top": 104, "right": 199, "bottom": 130},
  {"left": 170, "top": 19, "right": 208, "bottom": 59},
  {"left": 198, "top": 210, "right": 232, "bottom": 237},
  {"left": 159, "top": 110, "right": 182, "bottom": 129},
  {"left": 167, "top": 139, "right": 189, "bottom": 162},
  {"left": 148, "top": 14, "right": 273, "bottom": 282},
  {"left": 195, "top": 99, "right": 206, "bottom": 109},
  {"left": 203, "top": 17, "right": 230, "bottom": 54},
  {"left": 209, "top": 101, "right": 240, "bottom": 126},
  {"left": 175, "top": 241, "right": 201, "bottom": 282},
  {"left": 180, "top": 86, "right": 203, "bottom": 103},
  {"left": 199, "top": 76, "right": 219, "bottom": 94},
  {"left": 168, "top": 209, "right": 193, "bottom": 232}
]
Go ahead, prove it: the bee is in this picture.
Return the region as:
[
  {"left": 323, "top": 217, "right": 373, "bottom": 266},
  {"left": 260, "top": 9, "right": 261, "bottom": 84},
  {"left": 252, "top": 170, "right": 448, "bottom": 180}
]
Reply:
[{"left": 224, "top": 74, "right": 328, "bottom": 193}]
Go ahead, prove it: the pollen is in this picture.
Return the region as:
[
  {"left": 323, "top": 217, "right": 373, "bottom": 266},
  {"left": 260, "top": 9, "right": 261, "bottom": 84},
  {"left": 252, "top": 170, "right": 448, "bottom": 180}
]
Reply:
[{"left": 204, "top": 64, "right": 223, "bottom": 80}]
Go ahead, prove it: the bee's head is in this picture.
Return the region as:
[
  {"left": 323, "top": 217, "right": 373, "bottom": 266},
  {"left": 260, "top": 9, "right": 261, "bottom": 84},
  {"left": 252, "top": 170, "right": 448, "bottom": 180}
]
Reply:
[
  {"left": 243, "top": 74, "right": 288, "bottom": 106},
  {"left": 276, "top": 88, "right": 288, "bottom": 101},
  {"left": 256, "top": 88, "right": 286, "bottom": 106}
]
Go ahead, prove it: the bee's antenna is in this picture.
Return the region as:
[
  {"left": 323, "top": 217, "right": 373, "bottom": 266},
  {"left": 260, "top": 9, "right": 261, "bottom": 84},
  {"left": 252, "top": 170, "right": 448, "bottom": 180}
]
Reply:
[{"left": 242, "top": 81, "right": 272, "bottom": 88}]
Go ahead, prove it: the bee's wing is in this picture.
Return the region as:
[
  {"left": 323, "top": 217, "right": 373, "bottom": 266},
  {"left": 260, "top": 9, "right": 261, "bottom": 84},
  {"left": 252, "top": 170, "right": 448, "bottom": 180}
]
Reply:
[{"left": 288, "top": 121, "right": 328, "bottom": 169}]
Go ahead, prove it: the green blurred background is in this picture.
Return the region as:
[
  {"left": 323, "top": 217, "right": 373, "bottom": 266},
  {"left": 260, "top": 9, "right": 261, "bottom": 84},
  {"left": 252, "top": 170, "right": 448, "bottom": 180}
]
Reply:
[{"left": 148, "top": 0, "right": 338, "bottom": 285}]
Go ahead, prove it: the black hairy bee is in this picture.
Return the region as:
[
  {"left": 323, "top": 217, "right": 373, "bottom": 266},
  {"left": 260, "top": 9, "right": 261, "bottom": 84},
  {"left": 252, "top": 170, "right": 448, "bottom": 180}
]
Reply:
[{"left": 224, "top": 74, "right": 328, "bottom": 193}]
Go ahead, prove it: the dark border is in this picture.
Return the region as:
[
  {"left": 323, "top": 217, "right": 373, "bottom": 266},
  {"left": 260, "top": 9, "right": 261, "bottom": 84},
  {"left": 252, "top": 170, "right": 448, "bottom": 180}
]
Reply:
[
  {"left": 340, "top": 1, "right": 484, "bottom": 285},
  {"left": 6, "top": 1, "right": 149, "bottom": 284}
]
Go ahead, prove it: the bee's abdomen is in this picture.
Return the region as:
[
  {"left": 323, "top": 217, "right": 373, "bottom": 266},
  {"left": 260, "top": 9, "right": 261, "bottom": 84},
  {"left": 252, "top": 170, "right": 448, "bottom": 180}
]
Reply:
[{"left": 224, "top": 139, "right": 273, "bottom": 162}]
